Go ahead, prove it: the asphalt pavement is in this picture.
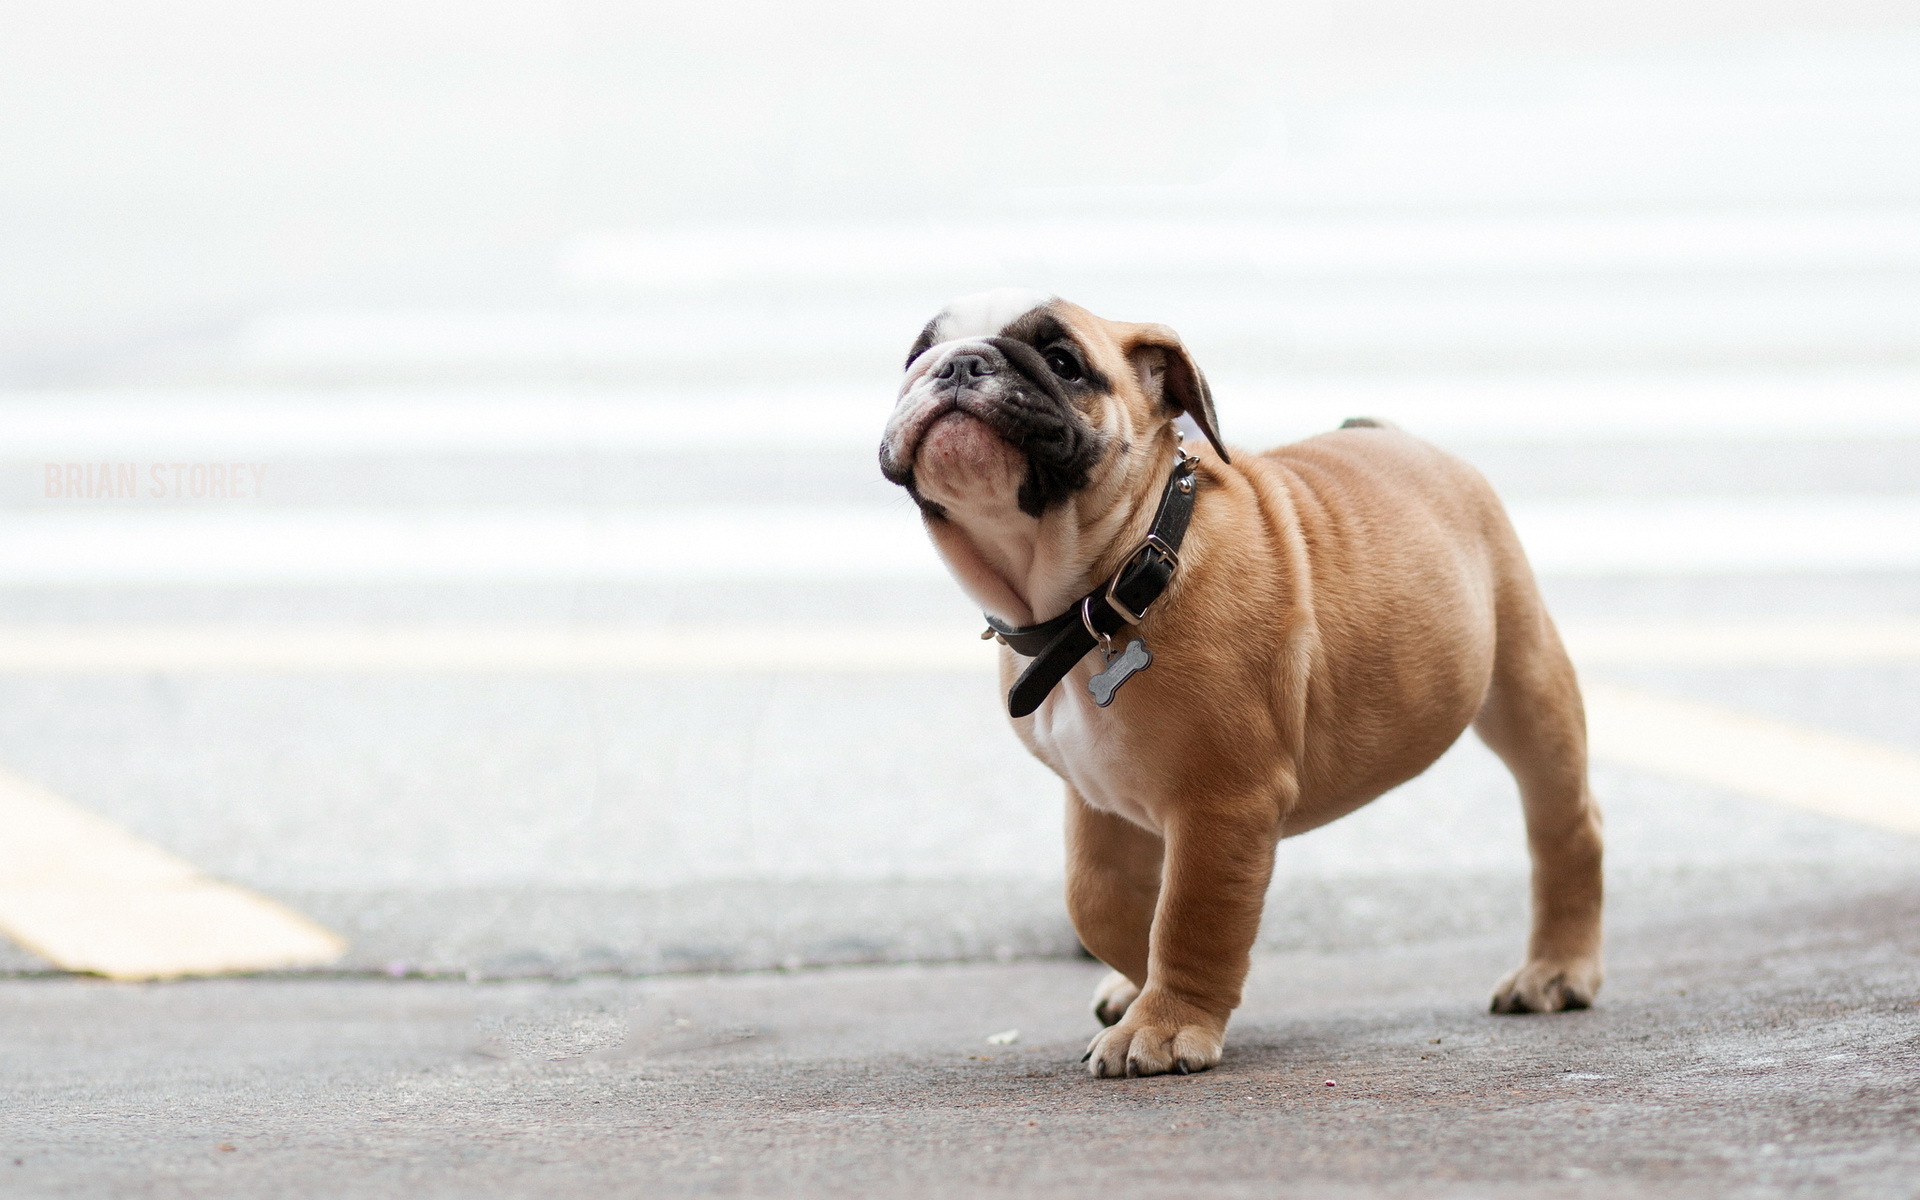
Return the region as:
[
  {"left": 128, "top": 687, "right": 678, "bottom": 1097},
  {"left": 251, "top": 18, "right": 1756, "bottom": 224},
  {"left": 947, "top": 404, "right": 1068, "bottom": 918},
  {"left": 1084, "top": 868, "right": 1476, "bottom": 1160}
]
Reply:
[{"left": 4, "top": 862, "right": 1918, "bottom": 1199}]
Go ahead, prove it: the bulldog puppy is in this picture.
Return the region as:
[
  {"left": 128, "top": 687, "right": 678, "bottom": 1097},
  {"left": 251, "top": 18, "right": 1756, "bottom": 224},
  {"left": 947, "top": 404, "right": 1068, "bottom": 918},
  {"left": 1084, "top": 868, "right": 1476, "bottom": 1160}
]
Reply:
[{"left": 879, "top": 289, "right": 1604, "bottom": 1078}]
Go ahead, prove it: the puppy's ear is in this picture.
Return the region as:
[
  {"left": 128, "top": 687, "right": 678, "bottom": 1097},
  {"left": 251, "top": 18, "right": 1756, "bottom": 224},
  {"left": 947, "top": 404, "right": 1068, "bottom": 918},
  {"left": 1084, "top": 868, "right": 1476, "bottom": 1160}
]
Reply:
[
  {"left": 1126, "top": 325, "right": 1229, "bottom": 463},
  {"left": 904, "top": 318, "right": 940, "bottom": 371}
]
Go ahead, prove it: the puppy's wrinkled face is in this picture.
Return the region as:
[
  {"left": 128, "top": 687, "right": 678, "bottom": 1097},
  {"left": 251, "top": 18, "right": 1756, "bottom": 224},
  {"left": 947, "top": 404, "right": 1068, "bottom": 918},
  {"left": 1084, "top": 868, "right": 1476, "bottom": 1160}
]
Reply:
[
  {"left": 879, "top": 288, "right": 1108, "bottom": 520},
  {"left": 879, "top": 289, "right": 1224, "bottom": 523}
]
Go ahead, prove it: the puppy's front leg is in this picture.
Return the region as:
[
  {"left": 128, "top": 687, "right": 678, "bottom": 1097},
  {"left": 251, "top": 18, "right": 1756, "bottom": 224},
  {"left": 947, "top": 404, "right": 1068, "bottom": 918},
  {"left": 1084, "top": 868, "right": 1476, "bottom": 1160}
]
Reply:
[
  {"left": 1084, "top": 800, "right": 1278, "bottom": 1078},
  {"left": 1065, "top": 790, "right": 1162, "bottom": 1027}
]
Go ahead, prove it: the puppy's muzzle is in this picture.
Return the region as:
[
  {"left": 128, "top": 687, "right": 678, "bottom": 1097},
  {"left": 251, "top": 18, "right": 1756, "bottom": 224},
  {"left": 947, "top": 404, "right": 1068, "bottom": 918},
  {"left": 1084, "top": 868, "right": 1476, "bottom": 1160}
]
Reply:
[{"left": 881, "top": 344, "right": 1018, "bottom": 484}]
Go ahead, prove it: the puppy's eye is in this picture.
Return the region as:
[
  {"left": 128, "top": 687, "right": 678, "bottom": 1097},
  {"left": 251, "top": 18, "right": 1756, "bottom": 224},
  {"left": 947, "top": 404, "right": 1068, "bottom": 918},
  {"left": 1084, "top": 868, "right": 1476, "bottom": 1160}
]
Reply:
[{"left": 1044, "top": 349, "right": 1083, "bottom": 382}]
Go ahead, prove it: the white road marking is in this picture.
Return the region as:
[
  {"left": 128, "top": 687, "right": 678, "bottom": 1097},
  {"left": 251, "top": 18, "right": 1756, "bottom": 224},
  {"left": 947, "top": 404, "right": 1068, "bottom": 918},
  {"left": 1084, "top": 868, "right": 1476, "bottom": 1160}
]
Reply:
[
  {"left": 1584, "top": 683, "right": 1920, "bottom": 837},
  {"left": 79, "top": 276, "right": 1920, "bottom": 375},
  {"left": 0, "top": 507, "right": 938, "bottom": 586},
  {"left": 0, "top": 388, "right": 882, "bottom": 457},
  {"left": 0, "top": 768, "right": 346, "bottom": 980},
  {"left": 1218, "top": 370, "right": 1920, "bottom": 443},
  {"left": 0, "top": 496, "right": 1917, "bottom": 584},
  {"left": 1512, "top": 496, "right": 1920, "bottom": 576},
  {"left": 7, "top": 372, "right": 1919, "bottom": 459},
  {"left": 557, "top": 212, "right": 1920, "bottom": 289}
]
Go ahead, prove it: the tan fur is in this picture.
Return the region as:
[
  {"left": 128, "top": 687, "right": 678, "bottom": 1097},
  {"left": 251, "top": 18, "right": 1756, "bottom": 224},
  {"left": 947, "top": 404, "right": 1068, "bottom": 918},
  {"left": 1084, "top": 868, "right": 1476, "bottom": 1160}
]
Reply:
[{"left": 891, "top": 299, "right": 1604, "bottom": 1078}]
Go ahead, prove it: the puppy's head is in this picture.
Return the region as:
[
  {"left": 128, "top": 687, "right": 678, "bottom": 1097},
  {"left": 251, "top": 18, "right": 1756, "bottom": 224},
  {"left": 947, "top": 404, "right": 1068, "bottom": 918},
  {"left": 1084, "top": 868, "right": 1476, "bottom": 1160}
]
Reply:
[{"left": 878, "top": 289, "right": 1226, "bottom": 523}]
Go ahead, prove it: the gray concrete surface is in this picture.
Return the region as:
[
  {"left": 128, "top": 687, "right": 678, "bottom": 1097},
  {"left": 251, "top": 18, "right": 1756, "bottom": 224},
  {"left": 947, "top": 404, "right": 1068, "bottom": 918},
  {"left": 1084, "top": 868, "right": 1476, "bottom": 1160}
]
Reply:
[
  {"left": 4, "top": 866, "right": 1917, "bottom": 1199},
  {"left": 0, "top": 636, "right": 1915, "bottom": 978}
]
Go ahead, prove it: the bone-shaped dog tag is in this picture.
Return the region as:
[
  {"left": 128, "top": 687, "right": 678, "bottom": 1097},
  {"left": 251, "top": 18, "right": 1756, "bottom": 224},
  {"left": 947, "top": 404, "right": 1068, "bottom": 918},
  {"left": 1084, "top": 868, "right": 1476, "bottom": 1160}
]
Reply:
[{"left": 1088, "top": 638, "right": 1152, "bottom": 707}]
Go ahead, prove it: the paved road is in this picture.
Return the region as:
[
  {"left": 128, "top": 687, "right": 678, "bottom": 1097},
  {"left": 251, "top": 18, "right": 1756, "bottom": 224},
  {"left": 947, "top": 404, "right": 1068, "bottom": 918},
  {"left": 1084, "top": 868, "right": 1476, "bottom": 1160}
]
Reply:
[{"left": 4, "top": 866, "right": 1917, "bottom": 1198}]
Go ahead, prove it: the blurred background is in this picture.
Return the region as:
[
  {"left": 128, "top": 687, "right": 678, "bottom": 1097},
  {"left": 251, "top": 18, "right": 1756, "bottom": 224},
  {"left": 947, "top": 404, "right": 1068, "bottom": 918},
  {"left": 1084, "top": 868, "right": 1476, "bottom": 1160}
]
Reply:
[{"left": 1, "top": 1, "right": 1917, "bottom": 979}]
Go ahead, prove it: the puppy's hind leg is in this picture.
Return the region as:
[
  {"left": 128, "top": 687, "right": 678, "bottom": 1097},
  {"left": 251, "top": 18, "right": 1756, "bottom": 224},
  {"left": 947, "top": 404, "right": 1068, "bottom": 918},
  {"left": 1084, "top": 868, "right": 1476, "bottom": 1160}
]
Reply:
[
  {"left": 1473, "top": 600, "right": 1605, "bottom": 1015},
  {"left": 1064, "top": 789, "right": 1161, "bottom": 1028}
]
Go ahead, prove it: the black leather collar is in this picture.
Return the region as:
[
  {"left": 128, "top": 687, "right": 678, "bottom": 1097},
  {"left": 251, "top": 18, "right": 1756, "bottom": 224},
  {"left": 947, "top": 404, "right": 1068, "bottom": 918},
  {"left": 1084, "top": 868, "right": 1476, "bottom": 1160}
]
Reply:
[{"left": 983, "top": 451, "right": 1200, "bottom": 717}]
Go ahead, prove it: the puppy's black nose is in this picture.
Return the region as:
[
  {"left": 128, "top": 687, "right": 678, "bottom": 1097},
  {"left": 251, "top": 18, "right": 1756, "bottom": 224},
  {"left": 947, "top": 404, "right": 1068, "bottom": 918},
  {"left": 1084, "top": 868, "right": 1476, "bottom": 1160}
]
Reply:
[{"left": 934, "top": 351, "right": 995, "bottom": 382}]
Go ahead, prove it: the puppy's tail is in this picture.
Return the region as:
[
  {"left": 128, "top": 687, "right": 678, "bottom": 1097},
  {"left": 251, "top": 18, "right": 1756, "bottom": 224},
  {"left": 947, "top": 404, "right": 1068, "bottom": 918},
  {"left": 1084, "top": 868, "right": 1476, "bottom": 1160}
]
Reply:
[{"left": 1338, "top": 416, "right": 1397, "bottom": 430}]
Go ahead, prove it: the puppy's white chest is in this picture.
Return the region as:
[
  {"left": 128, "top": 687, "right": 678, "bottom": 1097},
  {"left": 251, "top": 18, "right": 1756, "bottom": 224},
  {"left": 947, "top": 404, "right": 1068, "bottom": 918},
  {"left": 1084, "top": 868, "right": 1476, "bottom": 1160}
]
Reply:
[{"left": 1027, "top": 668, "right": 1157, "bottom": 830}]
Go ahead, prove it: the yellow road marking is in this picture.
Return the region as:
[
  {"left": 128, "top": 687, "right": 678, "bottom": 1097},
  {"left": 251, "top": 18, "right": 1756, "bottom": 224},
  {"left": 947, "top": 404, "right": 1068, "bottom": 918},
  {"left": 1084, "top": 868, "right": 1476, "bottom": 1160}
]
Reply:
[
  {"left": 1584, "top": 683, "right": 1920, "bottom": 837},
  {"left": 0, "top": 623, "right": 992, "bottom": 673},
  {"left": 0, "top": 768, "right": 345, "bottom": 980},
  {"left": 1560, "top": 618, "right": 1920, "bottom": 666},
  {"left": 0, "top": 618, "right": 1917, "bottom": 673}
]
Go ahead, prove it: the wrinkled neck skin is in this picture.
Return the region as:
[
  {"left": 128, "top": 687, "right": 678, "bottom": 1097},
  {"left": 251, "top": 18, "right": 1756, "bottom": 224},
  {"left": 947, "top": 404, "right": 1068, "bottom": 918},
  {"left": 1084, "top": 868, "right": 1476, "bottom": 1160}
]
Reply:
[{"left": 920, "top": 414, "right": 1182, "bottom": 630}]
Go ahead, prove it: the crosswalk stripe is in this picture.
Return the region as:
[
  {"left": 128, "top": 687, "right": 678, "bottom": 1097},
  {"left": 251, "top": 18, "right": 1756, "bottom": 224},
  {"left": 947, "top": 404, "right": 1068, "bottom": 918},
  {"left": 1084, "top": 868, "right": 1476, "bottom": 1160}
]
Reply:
[
  {"left": 558, "top": 212, "right": 1920, "bottom": 289},
  {"left": 0, "top": 768, "right": 346, "bottom": 980},
  {"left": 0, "top": 496, "right": 1917, "bottom": 584},
  {"left": 0, "top": 508, "right": 934, "bottom": 586},
  {"left": 5, "top": 372, "right": 1917, "bottom": 460},
  {"left": 1516, "top": 496, "right": 1920, "bottom": 576}
]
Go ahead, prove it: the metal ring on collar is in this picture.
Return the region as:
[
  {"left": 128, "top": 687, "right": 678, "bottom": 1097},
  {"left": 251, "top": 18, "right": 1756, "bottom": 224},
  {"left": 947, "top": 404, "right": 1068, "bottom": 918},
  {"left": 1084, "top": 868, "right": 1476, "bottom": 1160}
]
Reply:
[{"left": 1079, "top": 597, "right": 1113, "bottom": 653}]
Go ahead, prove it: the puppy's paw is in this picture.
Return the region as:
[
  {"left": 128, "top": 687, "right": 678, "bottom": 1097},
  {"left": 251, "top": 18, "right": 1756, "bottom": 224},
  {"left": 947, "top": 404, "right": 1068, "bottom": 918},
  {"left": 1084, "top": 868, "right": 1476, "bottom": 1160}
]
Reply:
[
  {"left": 1091, "top": 971, "right": 1140, "bottom": 1027},
  {"left": 1082, "top": 992, "right": 1225, "bottom": 1078},
  {"left": 1490, "top": 956, "right": 1603, "bottom": 1014}
]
